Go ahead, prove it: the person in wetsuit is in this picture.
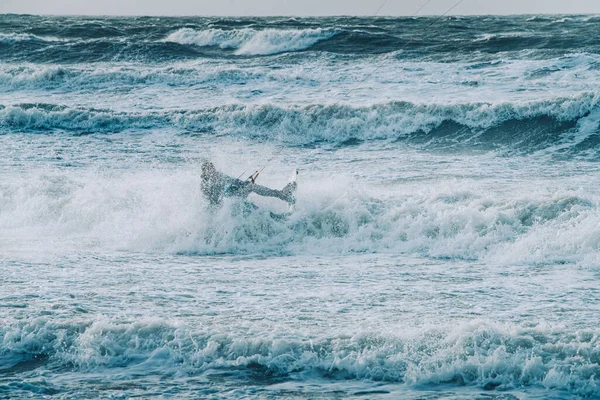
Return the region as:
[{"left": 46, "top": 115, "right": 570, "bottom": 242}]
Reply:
[{"left": 201, "top": 161, "right": 296, "bottom": 208}]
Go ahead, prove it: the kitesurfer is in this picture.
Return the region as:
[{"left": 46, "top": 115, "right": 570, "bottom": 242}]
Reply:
[{"left": 201, "top": 161, "right": 296, "bottom": 208}]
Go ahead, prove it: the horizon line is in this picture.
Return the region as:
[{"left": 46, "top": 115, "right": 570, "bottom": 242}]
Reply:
[{"left": 2, "top": 12, "right": 599, "bottom": 18}]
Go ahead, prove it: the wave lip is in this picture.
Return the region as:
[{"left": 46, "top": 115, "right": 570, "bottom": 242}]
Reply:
[{"left": 165, "top": 27, "right": 336, "bottom": 55}]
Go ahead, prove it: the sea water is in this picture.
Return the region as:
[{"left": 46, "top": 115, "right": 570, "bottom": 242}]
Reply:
[{"left": 1, "top": 14, "right": 600, "bottom": 399}]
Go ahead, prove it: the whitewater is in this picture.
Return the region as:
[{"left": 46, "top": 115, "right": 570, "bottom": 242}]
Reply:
[{"left": 1, "top": 14, "right": 600, "bottom": 399}]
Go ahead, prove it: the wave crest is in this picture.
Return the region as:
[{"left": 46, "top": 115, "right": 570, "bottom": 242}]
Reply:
[{"left": 165, "top": 27, "right": 336, "bottom": 55}]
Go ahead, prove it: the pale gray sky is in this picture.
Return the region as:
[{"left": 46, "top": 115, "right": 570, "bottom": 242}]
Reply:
[{"left": 1, "top": 0, "right": 599, "bottom": 16}]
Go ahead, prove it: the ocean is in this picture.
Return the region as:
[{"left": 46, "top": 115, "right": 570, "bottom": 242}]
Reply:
[{"left": 1, "top": 13, "right": 600, "bottom": 399}]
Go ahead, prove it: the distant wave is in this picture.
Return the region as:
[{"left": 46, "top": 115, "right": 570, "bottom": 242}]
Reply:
[
  {"left": 0, "top": 64, "right": 275, "bottom": 91},
  {"left": 0, "top": 32, "right": 62, "bottom": 44},
  {"left": 165, "top": 27, "right": 337, "bottom": 55},
  {"left": 472, "top": 32, "right": 533, "bottom": 42},
  {"left": 1, "top": 317, "right": 599, "bottom": 396},
  {"left": 551, "top": 17, "right": 574, "bottom": 24}
]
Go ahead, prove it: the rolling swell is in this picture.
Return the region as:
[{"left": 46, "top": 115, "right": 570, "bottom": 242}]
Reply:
[
  {"left": 2, "top": 95, "right": 599, "bottom": 154},
  {"left": 1, "top": 318, "right": 599, "bottom": 396},
  {"left": 3, "top": 15, "right": 600, "bottom": 63}
]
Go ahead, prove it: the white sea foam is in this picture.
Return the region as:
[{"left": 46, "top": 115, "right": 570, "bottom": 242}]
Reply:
[{"left": 2, "top": 53, "right": 599, "bottom": 113}]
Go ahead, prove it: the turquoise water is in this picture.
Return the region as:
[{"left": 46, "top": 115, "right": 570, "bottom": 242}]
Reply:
[{"left": 1, "top": 14, "right": 600, "bottom": 398}]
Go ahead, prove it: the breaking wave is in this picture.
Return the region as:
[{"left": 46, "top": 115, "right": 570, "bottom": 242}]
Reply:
[
  {"left": 1, "top": 317, "right": 599, "bottom": 397},
  {"left": 165, "top": 27, "right": 337, "bottom": 55},
  {"left": 2, "top": 94, "right": 599, "bottom": 155}
]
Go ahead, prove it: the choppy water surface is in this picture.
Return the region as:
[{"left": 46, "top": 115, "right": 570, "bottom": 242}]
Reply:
[{"left": 1, "top": 14, "right": 600, "bottom": 399}]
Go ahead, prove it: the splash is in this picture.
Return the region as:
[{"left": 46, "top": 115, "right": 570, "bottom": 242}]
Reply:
[{"left": 1, "top": 169, "right": 599, "bottom": 266}]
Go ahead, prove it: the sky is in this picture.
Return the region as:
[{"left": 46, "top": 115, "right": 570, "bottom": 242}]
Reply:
[{"left": 1, "top": 0, "right": 600, "bottom": 16}]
